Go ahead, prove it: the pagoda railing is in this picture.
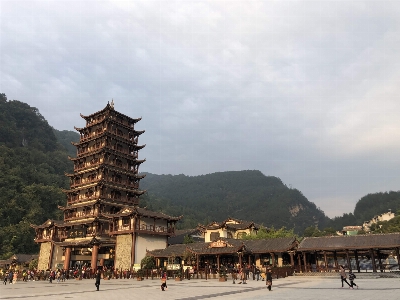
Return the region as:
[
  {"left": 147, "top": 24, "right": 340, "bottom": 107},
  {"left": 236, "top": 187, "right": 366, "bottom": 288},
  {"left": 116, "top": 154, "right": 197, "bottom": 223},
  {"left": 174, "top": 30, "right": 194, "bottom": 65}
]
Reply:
[{"left": 64, "top": 211, "right": 96, "bottom": 220}]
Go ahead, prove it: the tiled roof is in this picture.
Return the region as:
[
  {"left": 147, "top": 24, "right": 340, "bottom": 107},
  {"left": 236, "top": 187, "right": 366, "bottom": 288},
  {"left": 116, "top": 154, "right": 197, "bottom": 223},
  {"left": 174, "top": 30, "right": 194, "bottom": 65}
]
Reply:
[
  {"left": 298, "top": 233, "right": 400, "bottom": 251},
  {"left": 245, "top": 237, "right": 297, "bottom": 253},
  {"left": 103, "top": 206, "right": 181, "bottom": 221},
  {"left": 147, "top": 237, "right": 298, "bottom": 258},
  {"left": 147, "top": 243, "right": 192, "bottom": 257},
  {"left": 9, "top": 254, "right": 39, "bottom": 263}
]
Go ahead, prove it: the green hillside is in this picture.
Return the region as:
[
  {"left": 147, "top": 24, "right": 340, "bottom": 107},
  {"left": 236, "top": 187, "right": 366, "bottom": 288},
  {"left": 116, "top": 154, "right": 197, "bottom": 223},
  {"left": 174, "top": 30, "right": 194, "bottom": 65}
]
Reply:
[
  {"left": 328, "top": 191, "right": 400, "bottom": 230},
  {"left": 0, "top": 94, "right": 71, "bottom": 259},
  {"left": 140, "top": 171, "right": 330, "bottom": 234}
]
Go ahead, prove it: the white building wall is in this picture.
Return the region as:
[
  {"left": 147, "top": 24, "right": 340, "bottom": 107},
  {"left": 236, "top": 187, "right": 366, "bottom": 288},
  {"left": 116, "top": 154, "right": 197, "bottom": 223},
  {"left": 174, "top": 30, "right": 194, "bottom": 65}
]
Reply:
[
  {"left": 51, "top": 244, "right": 64, "bottom": 269},
  {"left": 135, "top": 234, "right": 167, "bottom": 265}
]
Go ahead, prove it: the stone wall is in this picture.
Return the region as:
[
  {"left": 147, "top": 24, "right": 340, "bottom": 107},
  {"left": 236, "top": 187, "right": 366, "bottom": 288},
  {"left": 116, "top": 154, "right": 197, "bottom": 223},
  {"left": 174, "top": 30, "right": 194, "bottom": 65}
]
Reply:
[
  {"left": 38, "top": 242, "right": 52, "bottom": 270},
  {"left": 115, "top": 234, "right": 132, "bottom": 270}
]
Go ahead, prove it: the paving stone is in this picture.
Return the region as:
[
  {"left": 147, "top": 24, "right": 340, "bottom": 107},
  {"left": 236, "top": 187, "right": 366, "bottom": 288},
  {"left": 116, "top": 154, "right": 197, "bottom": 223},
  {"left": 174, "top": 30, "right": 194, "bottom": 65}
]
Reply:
[{"left": 1, "top": 277, "right": 398, "bottom": 300}]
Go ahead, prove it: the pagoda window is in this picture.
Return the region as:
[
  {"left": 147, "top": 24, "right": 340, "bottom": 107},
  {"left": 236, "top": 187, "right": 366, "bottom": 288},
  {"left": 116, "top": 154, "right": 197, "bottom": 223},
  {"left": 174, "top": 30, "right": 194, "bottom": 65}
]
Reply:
[
  {"left": 116, "top": 159, "right": 123, "bottom": 167},
  {"left": 122, "top": 217, "right": 130, "bottom": 227},
  {"left": 210, "top": 232, "right": 220, "bottom": 241},
  {"left": 227, "top": 232, "right": 233, "bottom": 239}
]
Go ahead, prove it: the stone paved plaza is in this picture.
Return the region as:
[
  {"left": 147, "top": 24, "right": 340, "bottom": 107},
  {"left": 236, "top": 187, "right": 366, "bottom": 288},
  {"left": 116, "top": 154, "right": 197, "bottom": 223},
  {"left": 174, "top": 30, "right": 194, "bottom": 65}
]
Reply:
[{"left": 1, "top": 277, "right": 399, "bottom": 300}]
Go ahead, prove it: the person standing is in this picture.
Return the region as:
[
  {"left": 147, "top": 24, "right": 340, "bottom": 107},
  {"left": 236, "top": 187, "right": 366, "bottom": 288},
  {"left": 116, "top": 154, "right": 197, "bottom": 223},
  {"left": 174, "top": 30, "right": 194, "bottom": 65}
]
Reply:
[
  {"left": 95, "top": 270, "right": 101, "bottom": 291},
  {"left": 348, "top": 270, "right": 358, "bottom": 289},
  {"left": 339, "top": 265, "right": 351, "bottom": 288},
  {"left": 266, "top": 268, "right": 273, "bottom": 291},
  {"left": 3, "top": 272, "right": 8, "bottom": 285}
]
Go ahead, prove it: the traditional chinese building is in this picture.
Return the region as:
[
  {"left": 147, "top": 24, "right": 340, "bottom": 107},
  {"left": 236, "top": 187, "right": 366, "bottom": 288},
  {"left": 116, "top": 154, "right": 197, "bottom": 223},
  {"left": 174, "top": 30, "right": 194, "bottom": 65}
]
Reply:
[
  {"left": 197, "top": 218, "right": 260, "bottom": 242},
  {"left": 32, "top": 102, "right": 181, "bottom": 271}
]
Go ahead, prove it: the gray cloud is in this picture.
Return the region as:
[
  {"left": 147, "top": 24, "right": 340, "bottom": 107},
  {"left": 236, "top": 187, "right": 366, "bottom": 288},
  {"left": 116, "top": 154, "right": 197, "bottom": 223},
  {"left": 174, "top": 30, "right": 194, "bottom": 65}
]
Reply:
[{"left": 1, "top": 0, "right": 400, "bottom": 218}]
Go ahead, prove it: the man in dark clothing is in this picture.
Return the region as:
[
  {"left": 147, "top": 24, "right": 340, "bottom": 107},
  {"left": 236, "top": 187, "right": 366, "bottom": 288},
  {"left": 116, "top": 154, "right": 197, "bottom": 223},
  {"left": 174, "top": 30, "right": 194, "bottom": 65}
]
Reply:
[
  {"left": 95, "top": 270, "right": 101, "bottom": 291},
  {"left": 266, "top": 268, "right": 273, "bottom": 291},
  {"left": 8, "top": 271, "right": 13, "bottom": 284},
  {"left": 348, "top": 271, "right": 358, "bottom": 289}
]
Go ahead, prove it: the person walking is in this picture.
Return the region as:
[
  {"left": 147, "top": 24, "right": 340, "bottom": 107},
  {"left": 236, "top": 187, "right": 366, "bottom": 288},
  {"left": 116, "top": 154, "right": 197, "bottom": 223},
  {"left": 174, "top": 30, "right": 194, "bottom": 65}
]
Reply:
[
  {"left": 339, "top": 265, "right": 351, "bottom": 288},
  {"left": 255, "top": 266, "right": 260, "bottom": 281},
  {"left": 160, "top": 271, "right": 168, "bottom": 291},
  {"left": 95, "top": 269, "right": 101, "bottom": 291},
  {"left": 8, "top": 270, "right": 13, "bottom": 284},
  {"left": 266, "top": 268, "right": 273, "bottom": 291},
  {"left": 3, "top": 272, "right": 8, "bottom": 285},
  {"left": 348, "top": 270, "right": 358, "bottom": 289}
]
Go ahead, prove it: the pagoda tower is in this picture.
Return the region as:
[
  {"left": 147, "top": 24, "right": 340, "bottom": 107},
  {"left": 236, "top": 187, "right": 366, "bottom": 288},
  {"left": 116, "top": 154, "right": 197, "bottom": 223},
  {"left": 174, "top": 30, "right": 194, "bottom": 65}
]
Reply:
[{"left": 33, "top": 102, "right": 181, "bottom": 271}]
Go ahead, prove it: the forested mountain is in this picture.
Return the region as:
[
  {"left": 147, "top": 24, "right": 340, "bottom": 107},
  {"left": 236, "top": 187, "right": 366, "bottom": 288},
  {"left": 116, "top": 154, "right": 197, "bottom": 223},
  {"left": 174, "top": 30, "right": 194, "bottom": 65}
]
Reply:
[
  {"left": 328, "top": 192, "right": 400, "bottom": 230},
  {"left": 139, "top": 171, "right": 330, "bottom": 234},
  {"left": 52, "top": 129, "right": 80, "bottom": 157},
  {"left": 0, "top": 94, "right": 72, "bottom": 259},
  {"left": 0, "top": 94, "right": 399, "bottom": 259}
]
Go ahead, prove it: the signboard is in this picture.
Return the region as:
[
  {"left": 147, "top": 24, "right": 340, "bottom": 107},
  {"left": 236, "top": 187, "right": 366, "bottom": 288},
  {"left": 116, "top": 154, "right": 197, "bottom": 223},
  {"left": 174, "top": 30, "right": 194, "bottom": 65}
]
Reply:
[
  {"left": 210, "top": 241, "right": 227, "bottom": 248},
  {"left": 67, "top": 228, "right": 87, "bottom": 239},
  {"left": 166, "top": 264, "right": 181, "bottom": 270}
]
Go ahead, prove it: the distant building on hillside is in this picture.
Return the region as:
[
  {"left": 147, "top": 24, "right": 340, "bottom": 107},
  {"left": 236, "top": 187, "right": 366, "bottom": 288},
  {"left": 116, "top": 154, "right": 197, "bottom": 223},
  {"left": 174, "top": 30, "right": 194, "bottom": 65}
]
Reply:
[
  {"left": 197, "top": 218, "right": 260, "bottom": 242},
  {"left": 338, "top": 226, "right": 362, "bottom": 236},
  {"left": 363, "top": 209, "right": 395, "bottom": 232}
]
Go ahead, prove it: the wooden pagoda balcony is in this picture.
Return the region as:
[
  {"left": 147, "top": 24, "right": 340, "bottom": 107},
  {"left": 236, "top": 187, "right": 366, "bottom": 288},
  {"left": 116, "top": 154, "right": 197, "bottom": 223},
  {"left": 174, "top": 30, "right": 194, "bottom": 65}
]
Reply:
[
  {"left": 73, "top": 156, "right": 139, "bottom": 172},
  {"left": 67, "top": 195, "right": 140, "bottom": 206}
]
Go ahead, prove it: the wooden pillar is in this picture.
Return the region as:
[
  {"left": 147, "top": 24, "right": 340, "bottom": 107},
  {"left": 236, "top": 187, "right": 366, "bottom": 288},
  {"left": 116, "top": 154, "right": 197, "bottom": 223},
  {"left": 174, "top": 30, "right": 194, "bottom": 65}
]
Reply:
[
  {"left": 248, "top": 255, "right": 251, "bottom": 266},
  {"left": 91, "top": 244, "right": 99, "bottom": 271},
  {"left": 314, "top": 251, "right": 318, "bottom": 271},
  {"left": 239, "top": 253, "right": 242, "bottom": 268},
  {"left": 270, "top": 253, "right": 276, "bottom": 267},
  {"left": 131, "top": 232, "right": 136, "bottom": 266},
  {"left": 63, "top": 247, "right": 72, "bottom": 270},
  {"left": 303, "top": 252, "right": 307, "bottom": 272},
  {"left": 196, "top": 255, "right": 199, "bottom": 279},
  {"left": 345, "top": 249, "right": 351, "bottom": 271},
  {"left": 217, "top": 255, "right": 220, "bottom": 273},
  {"left": 377, "top": 250, "right": 383, "bottom": 272},
  {"left": 370, "top": 249, "right": 377, "bottom": 272},
  {"left": 396, "top": 247, "right": 400, "bottom": 270},
  {"left": 48, "top": 243, "right": 54, "bottom": 270},
  {"left": 323, "top": 251, "right": 328, "bottom": 272},
  {"left": 289, "top": 251, "right": 294, "bottom": 267},
  {"left": 354, "top": 250, "right": 360, "bottom": 273},
  {"left": 333, "top": 251, "right": 338, "bottom": 271},
  {"left": 297, "top": 253, "right": 302, "bottom": 272}
]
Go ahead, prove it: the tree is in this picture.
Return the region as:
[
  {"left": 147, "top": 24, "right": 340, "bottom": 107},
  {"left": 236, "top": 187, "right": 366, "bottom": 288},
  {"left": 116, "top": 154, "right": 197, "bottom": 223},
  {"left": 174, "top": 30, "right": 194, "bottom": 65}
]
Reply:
[
  {"left": 141, "top": 256, "right": 156, "bottom": 269},
  {"left": 243, "top": 226, "right": 296, "bottom": 240},
  {"left": 183, "top": 235, "right": 194, "bottom": 244}
]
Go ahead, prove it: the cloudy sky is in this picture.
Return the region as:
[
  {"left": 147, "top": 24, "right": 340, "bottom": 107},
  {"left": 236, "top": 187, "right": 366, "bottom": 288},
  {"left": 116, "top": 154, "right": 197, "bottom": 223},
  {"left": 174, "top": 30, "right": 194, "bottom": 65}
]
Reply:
[{"left": 1, "top": 0, "right": 400, "bottom": 218}]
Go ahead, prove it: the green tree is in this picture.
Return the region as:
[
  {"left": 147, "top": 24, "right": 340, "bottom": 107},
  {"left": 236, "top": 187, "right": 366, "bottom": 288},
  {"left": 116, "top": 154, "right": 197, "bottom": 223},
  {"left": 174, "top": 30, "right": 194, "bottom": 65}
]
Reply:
[{"left": 243, "top": 226, "right": 296, "bottom": 240}]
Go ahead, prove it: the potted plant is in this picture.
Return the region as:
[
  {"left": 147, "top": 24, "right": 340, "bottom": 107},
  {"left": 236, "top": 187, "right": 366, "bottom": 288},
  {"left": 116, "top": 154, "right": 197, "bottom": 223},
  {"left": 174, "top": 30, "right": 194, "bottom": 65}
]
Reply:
[
  {"left": 219, "top": 267, "right": 228, "bottom": 282},
  {"left": 136, "top": 269, "right": 144, "bottom": 281},
  {"left": 103, "top": 270, "right": 111, "bottom": 280},
  {"left": 174, "top": 270, "right": 182, "bottom": 281}
]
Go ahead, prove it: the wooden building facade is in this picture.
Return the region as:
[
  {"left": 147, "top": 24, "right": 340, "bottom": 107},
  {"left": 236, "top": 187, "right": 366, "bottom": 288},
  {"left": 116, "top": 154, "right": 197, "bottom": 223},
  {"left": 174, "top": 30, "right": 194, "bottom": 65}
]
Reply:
[{"left": 31, "top": 103, "right": 180, "bottom": 271}]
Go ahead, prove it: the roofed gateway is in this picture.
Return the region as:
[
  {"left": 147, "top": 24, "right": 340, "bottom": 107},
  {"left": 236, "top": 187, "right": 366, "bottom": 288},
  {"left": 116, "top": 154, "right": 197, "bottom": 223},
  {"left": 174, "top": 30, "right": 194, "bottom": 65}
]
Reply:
[{"left": 31, "top": 102, "right": 181, "bottom": 272}]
